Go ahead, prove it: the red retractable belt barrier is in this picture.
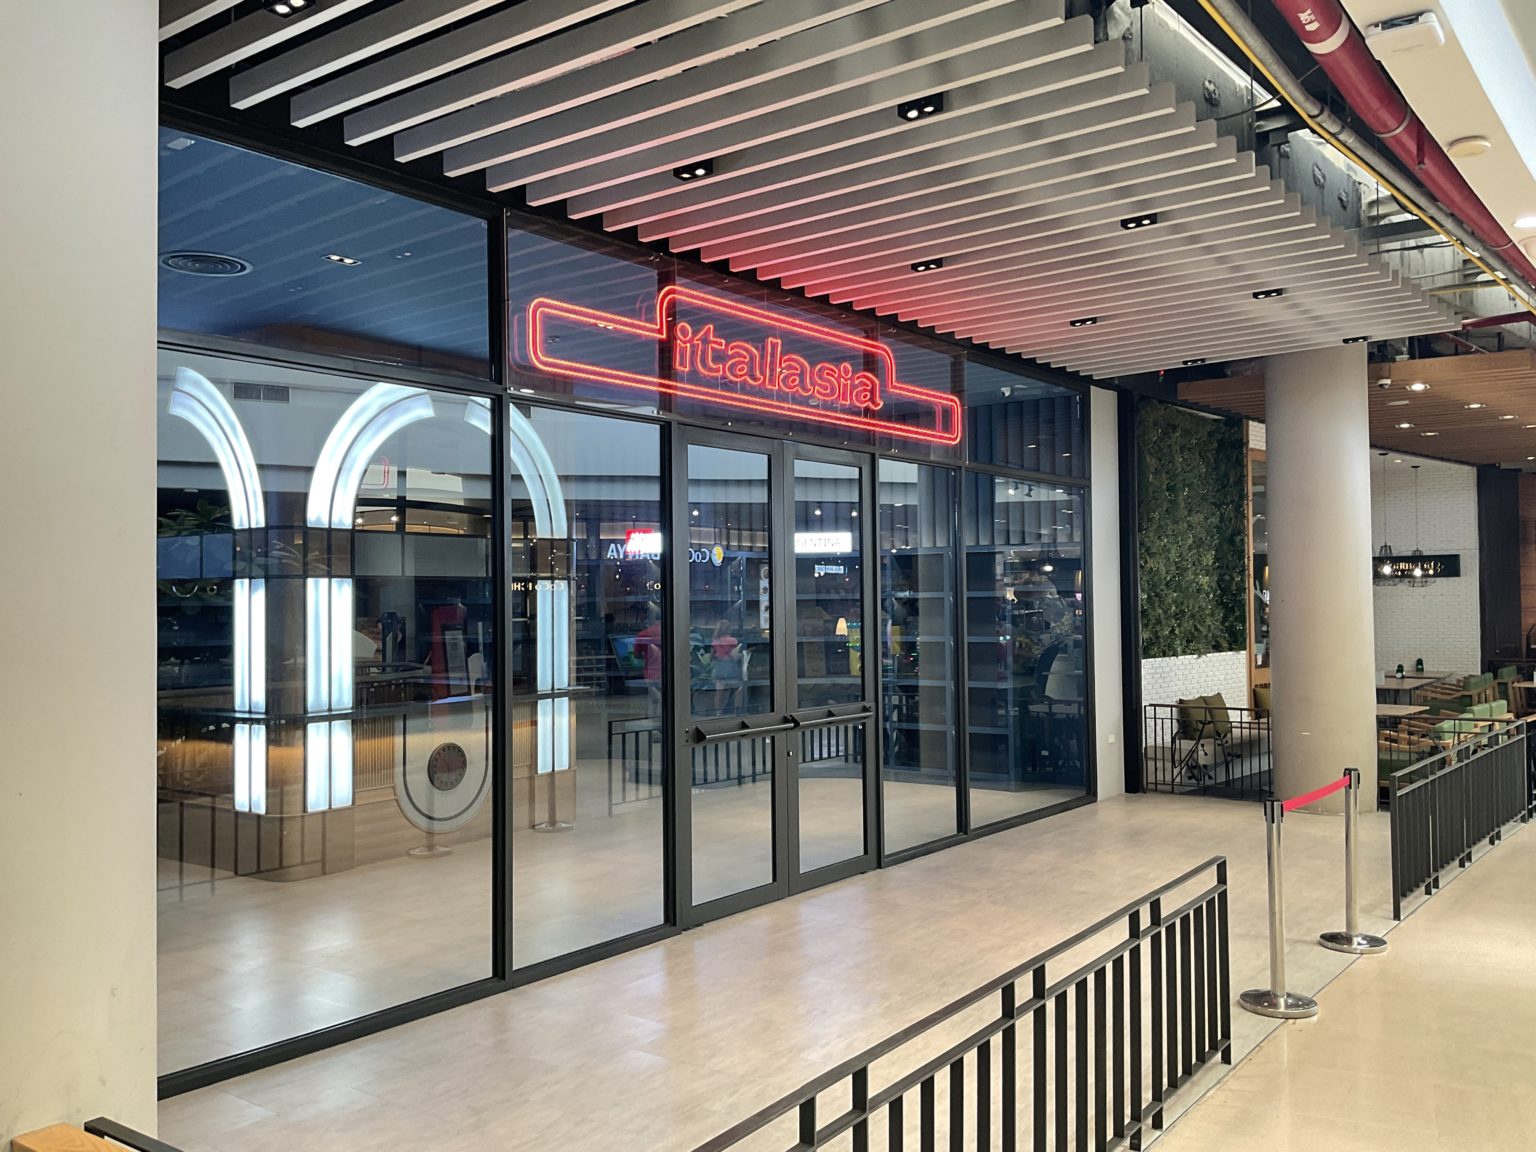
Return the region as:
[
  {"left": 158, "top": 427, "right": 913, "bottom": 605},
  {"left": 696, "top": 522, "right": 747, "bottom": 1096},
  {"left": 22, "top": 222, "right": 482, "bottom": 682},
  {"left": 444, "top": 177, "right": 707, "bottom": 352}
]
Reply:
[
  {"left": 1280, "top": 772, "right": 1350, "bottom": 813},
  {"left": 1269, "top": 0, "right": 1536, "bottom": 291}
]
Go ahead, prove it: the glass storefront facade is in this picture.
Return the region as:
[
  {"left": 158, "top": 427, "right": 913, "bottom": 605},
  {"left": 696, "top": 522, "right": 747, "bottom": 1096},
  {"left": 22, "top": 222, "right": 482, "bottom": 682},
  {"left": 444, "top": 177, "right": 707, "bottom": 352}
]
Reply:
[{"left": 154, "top": 128, "right": 1095, "bottom": 1085}]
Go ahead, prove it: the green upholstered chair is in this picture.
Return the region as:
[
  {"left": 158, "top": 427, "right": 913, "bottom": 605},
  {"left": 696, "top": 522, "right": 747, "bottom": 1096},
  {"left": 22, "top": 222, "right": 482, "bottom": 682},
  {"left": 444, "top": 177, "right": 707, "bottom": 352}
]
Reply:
[{"left": 1495, "top": 665, "right": 1519, "bottom": 706}]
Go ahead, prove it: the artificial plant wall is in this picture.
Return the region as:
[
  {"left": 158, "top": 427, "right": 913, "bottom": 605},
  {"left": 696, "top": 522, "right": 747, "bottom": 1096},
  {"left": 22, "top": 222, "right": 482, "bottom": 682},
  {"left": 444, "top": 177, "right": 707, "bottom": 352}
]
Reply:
[{"left": 1138, "top": 402, "right": 1247, "bottom": 659}]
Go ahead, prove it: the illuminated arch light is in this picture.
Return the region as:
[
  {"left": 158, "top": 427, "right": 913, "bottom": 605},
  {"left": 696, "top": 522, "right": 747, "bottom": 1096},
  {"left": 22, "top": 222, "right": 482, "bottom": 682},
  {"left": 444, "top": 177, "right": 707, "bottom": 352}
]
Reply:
[
  {"left": 304, "top": 384, "right": 436, "bottom": 812},
  {"left": 168, "top": 368, "right": 269, "bottom": 814},
  {"left": 469, "top": 398, "right": 573, "bottom": 777}
]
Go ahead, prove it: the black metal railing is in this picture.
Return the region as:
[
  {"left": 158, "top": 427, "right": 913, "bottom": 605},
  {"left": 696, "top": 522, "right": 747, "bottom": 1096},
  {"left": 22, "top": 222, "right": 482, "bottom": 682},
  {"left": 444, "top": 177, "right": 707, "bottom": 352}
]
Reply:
[
  {"left": 1142, "top": 704, "right": 1271, "bottom": 800},
  {"left": 84, "top": 1118, "right": 185, "bottom": 1152},
  {"left": 691, "top": 858, "right": 1231, "bottom": 1152},
  {"left": 1389, "top": 717, "right": 1534, "bottom": 919}
]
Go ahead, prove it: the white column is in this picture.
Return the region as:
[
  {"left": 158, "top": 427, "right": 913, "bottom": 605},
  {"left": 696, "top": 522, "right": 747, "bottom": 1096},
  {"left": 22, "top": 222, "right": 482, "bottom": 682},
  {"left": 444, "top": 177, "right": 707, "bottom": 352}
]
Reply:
[
  {"left": 1265, "top": 345, "right": 1378, "bottom": 807},
  {"left": 0, "top": 1, "right": 159, "bottom": 1142},
  {"left": 1090, "top": 387, "right": 1125, "bottom": 798}
]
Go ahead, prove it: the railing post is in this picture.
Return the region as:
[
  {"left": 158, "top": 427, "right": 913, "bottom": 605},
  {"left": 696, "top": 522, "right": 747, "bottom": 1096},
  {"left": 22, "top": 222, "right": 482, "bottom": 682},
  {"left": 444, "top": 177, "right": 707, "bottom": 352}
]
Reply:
[
  {"left": 1320, "top": 767, "right": 1388, "bottom": 955},
  {"left": 1239, "top": 799, "right": 1318, "bottom": 1019}
]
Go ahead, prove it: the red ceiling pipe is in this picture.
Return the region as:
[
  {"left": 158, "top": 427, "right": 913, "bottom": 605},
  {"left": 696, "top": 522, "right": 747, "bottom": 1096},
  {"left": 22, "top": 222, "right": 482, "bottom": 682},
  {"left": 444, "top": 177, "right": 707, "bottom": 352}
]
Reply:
[
  {"left": 1461, "top": 311, "right": 1536, "bottom": 329},
  {"left": 1269, "top": 0, "right": 1536, "bottom": 289}
]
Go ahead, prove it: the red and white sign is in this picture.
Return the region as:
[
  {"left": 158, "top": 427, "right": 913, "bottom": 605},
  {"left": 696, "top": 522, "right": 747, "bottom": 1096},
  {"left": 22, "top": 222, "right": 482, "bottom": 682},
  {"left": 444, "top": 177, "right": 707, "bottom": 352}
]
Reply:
[{"left": 526, "top": 286, "right": 962, "bottom": 446}]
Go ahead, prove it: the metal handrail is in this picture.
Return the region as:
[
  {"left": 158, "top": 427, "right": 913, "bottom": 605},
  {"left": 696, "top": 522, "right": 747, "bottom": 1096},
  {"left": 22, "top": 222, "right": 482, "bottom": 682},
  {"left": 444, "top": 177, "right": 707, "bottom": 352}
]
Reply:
[
  {"left": 691, "top": 856, "right": 1231, "bottom": 1151},
  {"left": 84, "top": 1119, "right": 185, "bottom": 1152},
  {"left": 690, "top": 703, "right": 875, "bottom": 743}
]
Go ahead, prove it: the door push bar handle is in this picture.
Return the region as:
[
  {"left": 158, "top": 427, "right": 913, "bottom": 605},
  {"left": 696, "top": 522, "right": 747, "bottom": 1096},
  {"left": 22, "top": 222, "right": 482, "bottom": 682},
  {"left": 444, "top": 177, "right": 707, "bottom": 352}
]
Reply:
[{"left": 689, "top": 703, "right": 875, "bottom": 744}]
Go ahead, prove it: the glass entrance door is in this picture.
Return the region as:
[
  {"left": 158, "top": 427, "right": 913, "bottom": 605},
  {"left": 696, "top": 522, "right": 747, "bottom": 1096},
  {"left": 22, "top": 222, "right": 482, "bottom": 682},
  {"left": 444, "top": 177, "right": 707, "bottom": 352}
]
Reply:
[{"left": 676, "top": 432, "right": 875, "bottom": 923}]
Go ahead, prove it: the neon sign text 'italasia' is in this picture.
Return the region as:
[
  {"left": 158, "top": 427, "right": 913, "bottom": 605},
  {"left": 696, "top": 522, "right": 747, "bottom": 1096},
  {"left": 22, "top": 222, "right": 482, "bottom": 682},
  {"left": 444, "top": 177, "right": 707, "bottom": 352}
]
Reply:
[{"left": 524, "top": 286, "right": 960, "bottom": 446}]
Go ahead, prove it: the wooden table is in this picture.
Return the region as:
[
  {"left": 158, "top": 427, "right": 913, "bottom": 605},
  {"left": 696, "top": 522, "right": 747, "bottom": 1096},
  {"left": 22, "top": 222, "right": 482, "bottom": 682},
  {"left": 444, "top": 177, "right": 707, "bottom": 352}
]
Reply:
[
  {"left": 1511, "top": 681, "right": 1536, "bottom": 716},
  {"left": 1376, "top": 703, "right": 1428, "bottom": 719},
  {"left": 1376, "top": 675, "right": 1437, "bottom": 704}
]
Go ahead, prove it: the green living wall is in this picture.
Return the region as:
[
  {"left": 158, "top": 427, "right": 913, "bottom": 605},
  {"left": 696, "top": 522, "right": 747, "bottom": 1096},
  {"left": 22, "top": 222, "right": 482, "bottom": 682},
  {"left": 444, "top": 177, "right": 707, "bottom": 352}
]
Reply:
[{"left": 1138, "top": 401, "right": 1247, "bottom": 659}]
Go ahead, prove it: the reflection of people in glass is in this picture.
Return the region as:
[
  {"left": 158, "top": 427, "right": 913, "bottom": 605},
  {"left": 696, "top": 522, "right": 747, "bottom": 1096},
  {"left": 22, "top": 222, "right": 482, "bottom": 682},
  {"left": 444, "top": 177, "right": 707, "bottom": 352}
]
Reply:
[
  {"left": 634, "top": 602, "right": 663, "bottom": 716},
  {"left": 711, "top": 616, "right": 742, "bottom": 713}
]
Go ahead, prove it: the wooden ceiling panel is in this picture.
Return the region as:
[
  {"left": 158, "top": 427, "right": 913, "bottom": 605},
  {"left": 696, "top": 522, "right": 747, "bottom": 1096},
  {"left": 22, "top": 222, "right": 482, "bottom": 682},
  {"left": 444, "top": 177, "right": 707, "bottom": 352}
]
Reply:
[{"left": 1178, "top": 349, "right": 1536, "bottom": 468}]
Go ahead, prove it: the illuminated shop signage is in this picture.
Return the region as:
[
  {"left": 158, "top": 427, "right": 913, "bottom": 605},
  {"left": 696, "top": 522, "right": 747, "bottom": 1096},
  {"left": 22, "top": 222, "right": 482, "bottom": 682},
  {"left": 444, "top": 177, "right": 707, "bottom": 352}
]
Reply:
[
  {"left": 527, "top": 286, "right": 962, "bottom": 446},
  {"left": 794, "top": 531, "right": 854, "bottom": 554},
  {"left": 1372, "top": 554, "right": 1461, "bottom": 580}
]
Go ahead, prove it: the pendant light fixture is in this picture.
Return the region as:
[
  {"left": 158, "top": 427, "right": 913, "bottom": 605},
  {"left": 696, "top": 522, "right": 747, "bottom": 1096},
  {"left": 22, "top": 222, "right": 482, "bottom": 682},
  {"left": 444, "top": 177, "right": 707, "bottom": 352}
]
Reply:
[
  {"left": 1373, "top": 451, "right": 1398, "bottom": 584},
  {"left": 1406, "top": 463, "right": 1434, "bottom": 587}
]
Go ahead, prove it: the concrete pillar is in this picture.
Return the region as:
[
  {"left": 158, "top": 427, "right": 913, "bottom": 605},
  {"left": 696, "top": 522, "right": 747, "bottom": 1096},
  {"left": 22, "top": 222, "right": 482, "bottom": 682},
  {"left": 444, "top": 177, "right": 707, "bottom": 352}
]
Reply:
[
  {"left": 1265, "top": 345, "right": 1378, "bottom": 807},
  {"left": 0, "top": 1, "right": 159, "bottom": 1143}
]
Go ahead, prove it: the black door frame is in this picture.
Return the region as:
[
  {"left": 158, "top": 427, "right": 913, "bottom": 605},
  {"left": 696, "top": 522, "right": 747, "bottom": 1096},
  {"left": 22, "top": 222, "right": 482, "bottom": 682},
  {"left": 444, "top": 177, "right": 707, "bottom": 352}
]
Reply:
[{"left": 670, "top": 425, "right": 879, "bottom": 927}]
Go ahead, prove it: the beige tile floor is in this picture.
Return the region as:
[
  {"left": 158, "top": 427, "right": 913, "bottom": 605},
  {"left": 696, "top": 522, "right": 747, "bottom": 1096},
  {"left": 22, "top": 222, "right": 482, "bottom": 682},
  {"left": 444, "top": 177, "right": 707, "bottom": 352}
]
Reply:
[
  {"left": 160, "top": 793, "right": 1407, "bottom": 1152},
  {"left": 1154, "top": 822, "right": 1536, "bottom": 1152}
]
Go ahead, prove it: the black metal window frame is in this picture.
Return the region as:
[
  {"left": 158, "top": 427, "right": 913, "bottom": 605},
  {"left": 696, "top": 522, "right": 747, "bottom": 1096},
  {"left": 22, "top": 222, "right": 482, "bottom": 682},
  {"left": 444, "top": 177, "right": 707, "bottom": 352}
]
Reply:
[{"left": 153, "top": 106, "right": 1102, "bottom": 1097}]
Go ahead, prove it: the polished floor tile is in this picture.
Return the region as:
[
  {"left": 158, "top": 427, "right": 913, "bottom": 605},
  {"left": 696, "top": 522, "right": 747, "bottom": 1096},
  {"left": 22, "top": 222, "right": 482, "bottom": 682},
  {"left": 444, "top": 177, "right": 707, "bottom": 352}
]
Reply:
[
  {"left": 1155, "top": 822, "right": 1536, "bottom": 1152},
  {"left": 160, "top": 793, "right": 1415, "bottom": 1151}
]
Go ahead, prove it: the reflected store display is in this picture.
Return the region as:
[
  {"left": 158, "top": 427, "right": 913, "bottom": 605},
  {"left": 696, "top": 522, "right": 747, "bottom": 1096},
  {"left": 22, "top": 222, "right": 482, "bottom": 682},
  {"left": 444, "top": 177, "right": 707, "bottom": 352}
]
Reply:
[{"left": 156, "top": 351, "right": 495, "bottom": 1072}]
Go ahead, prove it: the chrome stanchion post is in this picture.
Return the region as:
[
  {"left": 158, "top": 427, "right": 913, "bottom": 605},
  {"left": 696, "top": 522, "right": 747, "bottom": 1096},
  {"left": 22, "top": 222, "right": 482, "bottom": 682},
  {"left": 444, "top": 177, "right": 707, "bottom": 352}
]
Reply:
[
  {"left": 1240, "top": 799, "right": 1319, "bottom": 1019},
  {"left": 1320, "top": 768, "right": 1388, "bottom": 955}
]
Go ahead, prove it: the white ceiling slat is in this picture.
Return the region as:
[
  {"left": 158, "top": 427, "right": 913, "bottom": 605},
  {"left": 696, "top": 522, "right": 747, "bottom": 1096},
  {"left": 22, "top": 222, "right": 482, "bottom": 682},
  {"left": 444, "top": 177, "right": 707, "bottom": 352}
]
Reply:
[
  {"left": 288, "top": 0, "right": 635, "bottom": 127},
  {"left": 711, "top": 146, "right": 1254, "bottom": 268},
  {"left": 524, "top": 12, "right": 1088, "bottom": 205},
  {"left": 1001, "top": 275, "right": 1419, "bottom": 355},
  {"left": 360, "top": 0, "right": 768, "bottom": 151},
  {"left": 810, "top": 185, "right": 1297, "bottom": 302},
  {"left": 848, "top": 203, "right": 1319, "bottom": 313},
  {"left": 936, "top": 244, "right": 1372, "bottom": 334},
  {"left": 440, "top": 0, "right": 891, "bottom": 177},
  {"left": 464, "top": 0, "right": 1055, "bottom": 184},
  {"left": 576, "top": 33, "right": 1123, "bottom": 226},
  {"left": 746, "top": 136, "right": 1247, "bottom": 284},
  {"left": 229, "top": 0, "right": 503, "bottom": 109},
  {"left": 164, "top": 0, "right": 379, "bottom": 89},
  {"left": 618, "top": 63, "right": 1157, "bottom": 243},
  {"left": 160, "top": 0, "right": 242, "bottom": 42}
]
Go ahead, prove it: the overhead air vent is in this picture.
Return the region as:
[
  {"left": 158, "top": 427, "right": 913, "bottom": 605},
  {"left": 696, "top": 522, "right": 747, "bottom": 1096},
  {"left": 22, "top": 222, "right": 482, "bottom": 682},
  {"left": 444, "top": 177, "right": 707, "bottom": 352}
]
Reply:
[
  {"left": 232, "top": 383, "right": 291, "bottom": 403},
  {"left": 160, "top": 252, "right": 252, "bottom": 277}
]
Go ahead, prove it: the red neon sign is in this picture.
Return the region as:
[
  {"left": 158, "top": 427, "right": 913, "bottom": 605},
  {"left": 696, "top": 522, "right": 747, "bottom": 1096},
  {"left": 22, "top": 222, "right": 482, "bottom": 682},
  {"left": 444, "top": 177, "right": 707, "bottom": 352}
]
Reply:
[{"left": 526, "top": 286, "right": 962, "bottom": 446}]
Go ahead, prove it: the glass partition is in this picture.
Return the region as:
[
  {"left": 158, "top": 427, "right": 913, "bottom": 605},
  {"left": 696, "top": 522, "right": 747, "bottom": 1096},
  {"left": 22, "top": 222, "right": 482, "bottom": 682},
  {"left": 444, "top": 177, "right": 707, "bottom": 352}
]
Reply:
[
  {"left": 963, "top": 475, "right": 1088, "bottom": 825},
  {"left": 508, "top": 407, "right": 666, "bottom": 968},
  {"left": 155, "top": 351, "right": 494, "bottom": 1072},
  {"left": 879, "top": 461, "right": 961, "bottom": 853}
]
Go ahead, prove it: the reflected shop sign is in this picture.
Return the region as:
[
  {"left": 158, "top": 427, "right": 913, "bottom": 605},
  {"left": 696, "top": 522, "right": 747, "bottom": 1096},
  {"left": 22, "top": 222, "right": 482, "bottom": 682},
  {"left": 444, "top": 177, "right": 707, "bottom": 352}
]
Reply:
[{"left": 526, "top": 286, "right": 962, "bottom": 445}]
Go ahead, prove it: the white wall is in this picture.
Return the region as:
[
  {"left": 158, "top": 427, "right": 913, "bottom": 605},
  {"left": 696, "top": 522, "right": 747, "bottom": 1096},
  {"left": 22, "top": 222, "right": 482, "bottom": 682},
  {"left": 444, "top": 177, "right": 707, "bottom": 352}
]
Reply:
[
  {"left": 0, "top": 2, "right": 159, "bottom": 1143},
  {"left": 1370, "top": 453, "right": 1482, "bottom": 674},
  {"left": 1090, "top": 388, "right": 1125, "bottom": 798},
  {"left": 1140, "top": 651, "right": 1251, "bottom": 712}
]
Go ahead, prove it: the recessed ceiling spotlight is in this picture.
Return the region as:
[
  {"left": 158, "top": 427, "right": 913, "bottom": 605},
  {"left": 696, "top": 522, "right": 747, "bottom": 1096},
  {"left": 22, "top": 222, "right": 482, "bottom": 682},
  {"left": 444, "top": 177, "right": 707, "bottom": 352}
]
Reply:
[
  {"left": 674, "top": 158, "right": 714, "bottom": 181},
  {"left": 1386, "top": 399, "right": 1410, "bottom": 406},
  {"left": 1121, "top": 213, "right": 1158, "bottom": 230},
  {"left": 1498, "top": 414, "right": 1517, "bottom": 420},
  {"left": 1395, "top": 422, "right": 1414, "bottom": 429},
  {"left": 1446, "top": 136, "right": 1492, "bottom": 159},
  {"left": 1408, "top": 382, "right": 1430, "bottom": 392},
  {"left": 1420, "top": 431, "right": 1439, "bottom": 437},
  {"left": 896, "top": 94, "right": 944, "bottom": 121},
  {"left": 1182, "top": 358, "right": 1207, "bottom": 366},
  {"left": 264, "top": 0, "right": 309, "bottom": 14},
  {"left": 1515, "top": 214, "right": 1536, "bottom": 229},
  {"left": 910, "top": 258, "right": 944, "bottom": 273},
  {"left": 323, "top": 253, "right": 361, "bottom": 266},
  {"left": 1069, "top": 316, "right": 1098, "bottom": 327},
  {"left": 1252, "top": 288, "right": 1285, "bottom": 300},
  {"left": 1343, "top": 335, "right": 1369, "bottom": 344},
  {"left": 1463, "top": 402, "right": 1486, "bottom": 409}
]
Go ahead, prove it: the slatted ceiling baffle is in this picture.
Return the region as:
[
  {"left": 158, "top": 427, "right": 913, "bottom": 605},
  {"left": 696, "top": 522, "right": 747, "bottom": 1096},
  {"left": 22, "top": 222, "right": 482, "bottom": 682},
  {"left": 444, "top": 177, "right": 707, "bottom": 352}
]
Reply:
[
  {"left": 380, "top": 0, "right": 820, "bottom": 156},
  {"left": 627, "top": 61, "right": 1154, "bottom": 243},
  {"left": 518, "top": 9, "right": 1086, "bottom": 203},
  {"left": 162, "top": 0, "right": 1459, "bottom": 380},
  {"left": 160, "top": 0, "right": 243, "bottom": 42},
  {"left": 288, "top": 0, "right": 643, "bottom": 127},
  {"left": 466, "top": 0, "right": 1049, "bottom": 186},
  {"left": 164, "top": 0, "right": 381, "bottom": 89},
  {"left": 229, "top": 0, "right": 506, "bottom": 109}
]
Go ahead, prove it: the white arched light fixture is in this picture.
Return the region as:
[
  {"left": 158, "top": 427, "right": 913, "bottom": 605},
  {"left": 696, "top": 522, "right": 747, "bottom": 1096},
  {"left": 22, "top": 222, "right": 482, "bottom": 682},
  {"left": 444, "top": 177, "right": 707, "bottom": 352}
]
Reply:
[
  {"left": 304, "top": 384, "right": 436, "bottom": 812},
  {"left": 468, "top": 398, "right": 573, "bottom": 783},
  {"left": 168, "top": 367, "right": 268, "bottom": 814}
]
